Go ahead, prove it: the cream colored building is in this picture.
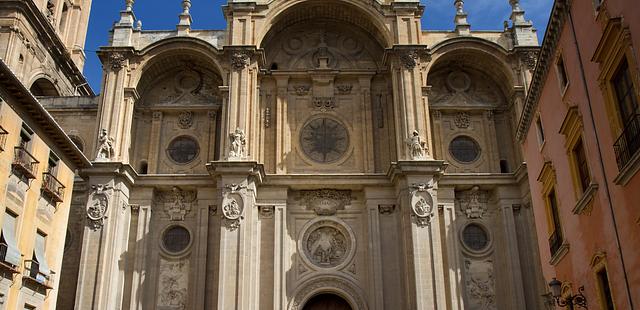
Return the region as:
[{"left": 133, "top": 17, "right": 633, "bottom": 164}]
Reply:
[
  {"left": 51, "top": 0, "right": 551, "bottom": 309},
  {"left": 0, "top": 0, "right": 92, "bottom": 309}
]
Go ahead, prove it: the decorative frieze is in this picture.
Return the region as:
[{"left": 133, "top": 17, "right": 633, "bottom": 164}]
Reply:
[
  {"left": 312, "top": 97, "right": 336, "bottom": 112},
  {"left": 457, "top": 186, "right": 488, "bottom": 219},
  {"left": 230, "top": 51, "right": 251, "bottom": 70},
  {"left": 156, "top": 187, "right": 196, "bottom": 221},
  {"left": 378, "top": 204, "right": 396, "bottom": 215},
  {"left": 336, "top": 84, "right": 353, "bottom": 95},
  {"left": 301, "top": 189, "right": 351, "bottom": 216},
  {"left": 454, "top": 112, "right": 471, "bottom": 129},
  {"left": 177, "top": 111, "right": 194, "bottom": 129}
]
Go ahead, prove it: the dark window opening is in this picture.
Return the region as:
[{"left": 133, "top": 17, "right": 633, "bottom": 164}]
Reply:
[
  {"left": 29, "top": 78, "right": 59, "bottom": 97},
  {"left": 500, "top": 160, "right": 510, "bottom": 173},
  {"left": 573, "top": 139, "right": 590, "bottom": 193},
  {"left": 557, "top": 56, "right": 569, "bottom": 91},
  {"left": 613, "top": 59, "right": 639, "bottom": 126},
  {"left": 139, "top": 161, "right": 148, "bottom": 174},
  {"left": 270, "top": 63, "right": 278, "bottom": 70},
  {"left": 597, "top": 268, "right": 615, "bottom": 310}
]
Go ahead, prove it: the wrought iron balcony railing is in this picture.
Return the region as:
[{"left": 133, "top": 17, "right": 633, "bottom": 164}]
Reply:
[
  {"left": 23, "top": 260, "right": 53, "bottom": 289},
  {"left": 12, "top": 146, "right": 39, "bottom": 180},
  {"left": 0, "top": 243, "right": 18, "bottom": 272},
  {"left": 548, "top": 230, "right": 563, "bottom": 257},
  {"left": 614, "top": 114, "right": 640, "bottom": 170},
  {"left": 42, "top": 172, "right": 65, "bottom": 203}
]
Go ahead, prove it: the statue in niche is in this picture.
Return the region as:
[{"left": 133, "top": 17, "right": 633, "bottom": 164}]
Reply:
[
  {"left": 229, "top": 128, "right": 246, "bottom": 159},
  {"left": 95, "top": 129, "right": 114, "bottom": 161},
  {"left": 406, "top": 130, "right": 428, "bottom": 160}
]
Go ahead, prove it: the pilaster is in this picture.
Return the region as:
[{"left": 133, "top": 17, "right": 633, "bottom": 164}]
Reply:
[
  {"left": 206, "top": 161, "right": 265, "bottom": 310},
  {"left": 386, "top": 46, "right": 432, "bottom": 161},
  {"left": 495, "top": 189, "right": 526, "bottom": 308},
  {"left": 388, "top": 161, "right": 448, "bottom": 309},
  {"left": 74, "top": 163, "right": 135, "bottom": 310}
]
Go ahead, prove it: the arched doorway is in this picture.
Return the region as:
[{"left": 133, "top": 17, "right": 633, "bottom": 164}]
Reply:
[{"left": 303, "top": 293, "right": 352, "bottom": 310}]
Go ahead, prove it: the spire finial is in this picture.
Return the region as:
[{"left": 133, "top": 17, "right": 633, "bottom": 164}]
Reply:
[
  {"left": 177, "top": 0, "right": 192, "bottom": 34},
  {"left": 182, "top": 0, "right": 192, "bottom": 15},
  {"left": 509, "top": 0, "right": 526, "bottom": 24},
  {"left": 125, "top": 0, "right": 134, "bottom": 12},
  {"left": 453, "top": 0, "right": 470, "bottom": 36}
]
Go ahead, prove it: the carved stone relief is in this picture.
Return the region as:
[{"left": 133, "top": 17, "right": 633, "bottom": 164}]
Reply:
[
  {"left": 454, "top": 112, "right": 471, "bottom": 129},
  {"left": 228, "top": 128, "right": 247, "bottom": 159},
  {"left": 378, "top": 204, "right": 396, "bottom": 215},
  {"left": 259, "top": 205, "right": 275, "bottom": 218},
  {"left": 157, "top": 259, "right": 189, "bottom": 310},
  {"left": 298, "top": 218, "right": 356, "bottom": 270},
  {"left": 336, "top": 84, "right": 353, "bottom": 94},
  {"left": 464, "top": 259, "right": 497, "bottom": 310},
  {"left": 109, "top": 52, "right": 126, "bottom": 70},
  {"left": 312, "top": 97, "right": 336, "bottom": 112},
  {"left": 155, "top": 187, "right": 196, "bottom": 221},
  {"left": 457, "top": 186, "right": 488, "bottom": 219},
  {"left": 95, "top": 128, "right": 114, "bottom": 161},
  {"left": 406, "top": 130, "right": 428, "bottom": 160},
  {"left": 141, "top": 68, "right": 222, "bottom": 107},
  {"left": 87, "top": 184, "right": 112, "bottom": 230},
  {"left": 177, "top": 111, "right": 194, "bottom": 129},
  {"left": 300, "top": 189, "right": 351, "bottom": 216},
  {"left": 428, "top": 69, "right": 503, "bottom": 107},
  {"left": 231, "top": 51, "right": 251, "bottom": 70},
  {"left": 221, "top": 184, "right": 246, "bottom": 230},
  {"left": 410, "top": 183, "right": 434, "bottom": 227}
]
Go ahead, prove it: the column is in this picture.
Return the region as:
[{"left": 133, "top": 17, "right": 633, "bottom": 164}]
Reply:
[
  {"left": 128, "top": 202, "right": 151, "bottom": 310},
  {"left": 275, "top": 76, "right": 289, "bottom": 174},
  {"left": 147, "top": 111, "right": 162, "bottom": 173}
]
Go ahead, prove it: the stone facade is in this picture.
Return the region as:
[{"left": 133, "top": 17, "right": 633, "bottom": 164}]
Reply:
[{"left": 52, "top": 0, "right": 549, "bottom": 309}]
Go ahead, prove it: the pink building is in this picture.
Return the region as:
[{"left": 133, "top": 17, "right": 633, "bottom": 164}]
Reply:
[{"left": 519, "top": 0, "right": 640, "bottom": 308}]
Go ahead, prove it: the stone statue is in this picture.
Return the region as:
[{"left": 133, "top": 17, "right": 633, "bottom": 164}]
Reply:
[
  {"left": 406, "top": 130, "right": 427, "bottom": 160},
  {"left": 229, "top": 128, "right": 246, "bottom": 159},
  {"left": 95, "top": 129, "right": 114, "bottom": 161}
]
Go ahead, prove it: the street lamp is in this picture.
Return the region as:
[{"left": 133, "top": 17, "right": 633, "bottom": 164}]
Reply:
[{"left": 548, "top": 278, "right": 588, "bottom": 309}]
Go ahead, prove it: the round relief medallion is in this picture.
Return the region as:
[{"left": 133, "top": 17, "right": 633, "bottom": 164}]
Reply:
[
  {"left": 161, "top": 225, "right": 192, "bottom": 255},
  {"left": 300, "top": 118, "right": 349, "bottom": 163},
  {"left": 299, "top": 219, "right": 355, "bottom": 270},
  {"left": 447, "top": 71, "right": 472, "bottom": 92}
]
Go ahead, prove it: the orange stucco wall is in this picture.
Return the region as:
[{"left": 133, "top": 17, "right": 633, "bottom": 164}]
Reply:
[{"left": 523, "top": 0, "right": 640, "bottom": 309}]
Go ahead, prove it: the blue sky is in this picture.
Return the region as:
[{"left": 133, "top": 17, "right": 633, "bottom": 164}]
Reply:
[{"left": 83, "top": 0, "right": 553, "bottom": 92}]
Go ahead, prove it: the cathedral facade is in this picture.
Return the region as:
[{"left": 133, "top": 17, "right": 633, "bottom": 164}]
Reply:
[{"left": 49, "top": 0, "right": 550, "bottom": 309}]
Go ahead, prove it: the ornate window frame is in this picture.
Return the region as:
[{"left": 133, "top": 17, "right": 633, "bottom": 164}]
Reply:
[
  {"left": 559, "top": 106, "right": 598, "bottom": 215},
  {"left": 555, "top": 50, "right": 570, "bottom": 98},
  {"left": 537, "top": 162, "right": 569, "bottom": 265},
  {"left": 590, "top": 252, "right": 616, "bottom": 310},
  {"left": 592, "top": 16, "right": 640, "bottom": 184}
]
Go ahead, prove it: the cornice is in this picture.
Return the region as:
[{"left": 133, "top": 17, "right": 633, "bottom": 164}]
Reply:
[
  {"left": 516, "top": 0, "right": 570, "bottom": 142},
  {"left": 0, "top": 59, "right": 92, "bottom": 169}
]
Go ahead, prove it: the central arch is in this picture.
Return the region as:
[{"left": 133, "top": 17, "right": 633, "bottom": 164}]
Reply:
[{"left": 303, "top": 293, "right": 353, "bottom": 310}]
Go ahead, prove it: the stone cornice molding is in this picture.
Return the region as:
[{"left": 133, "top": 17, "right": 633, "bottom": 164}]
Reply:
[
  {"left": 0, "top": 60, "right": 92, "bottom": 169},
  {"left": 386, "top": 160, "right": 447, "bottom": 184},
  {"left": 0, "top": 0, "right": 94, "bottom": 96},
  {"left": 222, "top": 46, "right": 266, "bottom": 71},
  {"left": 516, "top": 0, "right": 570, "bottom": 142}
]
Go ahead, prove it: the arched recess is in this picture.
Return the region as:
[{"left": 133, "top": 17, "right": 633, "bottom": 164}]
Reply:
[
  {"left": 130, "top": 44, "right": 224, "bottom": 174},
  {"left": 258, "top": 0, "right": 392, "bottom": 49},
  {"left": 259, "top": 1, "right": 396, "bottom": 173},
  {"left": 30, "top": 78, "right": 59, "bottom": 97},
  {"left": 426, "top": 39, "right": 522, "bottom": 173}
]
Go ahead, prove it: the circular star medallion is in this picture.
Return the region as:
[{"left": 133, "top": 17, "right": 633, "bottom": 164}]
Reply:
[{"left": 300, "top": 118, "right": 349, "bottom": 163}]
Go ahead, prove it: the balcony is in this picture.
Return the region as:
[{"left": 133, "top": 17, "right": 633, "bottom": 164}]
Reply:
[
  {"left": 548, "top": 230, "right": 563, "bottom": 257},
  {"left": 42, "top": 172, "right": 65, "bottom": 203},
  {"left": 614, "top": 114, "right": 640, "bottom": 170},
  {"left": 12, "top": 146, "right": 39, "bottom": 180},
  {"left": 22, "top": 260, "right": 53, "bottom": 290}
]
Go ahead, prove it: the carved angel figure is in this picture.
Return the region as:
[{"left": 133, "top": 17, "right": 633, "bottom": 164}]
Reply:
[
  {"left": 95, "top": 128, "right": 114, "bottom": 160},
  {"left": 406, "top": 130, "right": 427, "bottom": 160},
  {"left": 229, "top": 128, "right": 246, "bottom": 158}
]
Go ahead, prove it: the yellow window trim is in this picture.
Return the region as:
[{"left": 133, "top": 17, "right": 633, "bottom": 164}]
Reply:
[
  {"left": 537, "top": 162, "right": 560, "bottom": 235},
  {"left": 590, "top": 252, "right": 616, "bottom": 310},
  {"left": 559, "top": 106, "right": 593, "bottom": 200},
  {"left": 592, "top": 17, "right": 640, "bottom": 138}
]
